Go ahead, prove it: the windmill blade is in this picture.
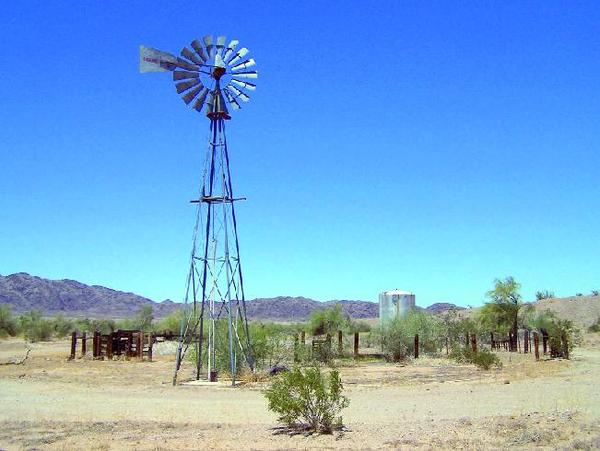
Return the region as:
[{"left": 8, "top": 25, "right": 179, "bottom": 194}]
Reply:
[
  {"left": 216, "top": 36, "right": 227, "bottom": 55},
  {"left": 228, "top": 85, "right": 250, "bottom": 102},
  {"left": 232, "top": 71, "right": 258, "bottom": 79},
  {"left": 228, "top": 48, "right": 249, "bottom": 66},
  {"left": 173, "top": 70, "right": 199, "bottom": 81},
  {"left": 223, "top": 39, "right": 239, "bottom": 61},
  {"left": 175, "top": 57, "right": 200, "bottom": 72},
  {"left": 181, "top": 47, "right": 203, "bottom": 65},
  {"left": 192, "top": 88, "right": 209, "bottom": 112},
  {"left": 175, "top": 78, "right": 201, "bottom": 94},
  {"left": 181, "top": 83, "right": 205, "bottom": 104},
  {"left": 231, "top": 58, "right": 256, "bottom": 72},
  {"left": 203, "top": 35, "right": 214, "bottom": 57},
  {"left": 224, "top": 88, "right": 241, "bottom": 110},
  {"left": 191, "top": 39, "right": 207, "bottom": 61},
  {"left": 231, "top": 79, "right": 257, "bottom": 91},
  {"left": 214, "top": 53, "right": 226, "bottom": 69}
]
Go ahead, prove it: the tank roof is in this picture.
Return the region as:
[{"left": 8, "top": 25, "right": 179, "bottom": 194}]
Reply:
[{"left": 381, "top": 290, "right": 414, "bottom": 295}]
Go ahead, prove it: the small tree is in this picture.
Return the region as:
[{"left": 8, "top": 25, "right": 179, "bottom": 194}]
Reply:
[
  {"left": 308, "top": 305, "right": 347, "bottom": 336},
  {"left": 135, "top": 305, "right": 154, "bottom": 331},
  {"left": 482, "top": 277, "right": 524, "bottom": 351},
  {"left": 265, "top": 366, "right": 349, "bottom": 433},
  {"left": 0, "top": 305, "right": 19, "bottom": 338},
  {"left": 19, "top": 310, "right": 53, "bottom": 342}
]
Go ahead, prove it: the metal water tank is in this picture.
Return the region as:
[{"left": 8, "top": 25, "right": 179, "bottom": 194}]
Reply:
[{"left": 379, "top": 290, "right": 416, "bottom": 326}]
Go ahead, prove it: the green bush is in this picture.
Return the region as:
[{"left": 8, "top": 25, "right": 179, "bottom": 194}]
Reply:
[
  {"left": 19, "top": 311, "right": 53, "bottom": 342},
  {"left": 309, "top": 305, "right": 348, "bottom": 336},
  {"left": 51, "top": 315, "right": 74, "bottom": 338},
  {"left": 381, "top": 311, "right": 442, "bottom": 361},
  {"left": 533, "top": 311, "right": 580, "bottom": 359},
  {"left": 0, "top": 305, "right": 19, "bottom": 338},
  {"left": 588, "top": 317, "right": 600, "bottom": 333},
  {"left": 249, "top": 322, "right": 293, "bottom": 369},
  {"left": 264, "top": 366, "right": 349, "bottom": 433},
  {"left": 450, "top": 347, "right": 501, "bottom": 370}
]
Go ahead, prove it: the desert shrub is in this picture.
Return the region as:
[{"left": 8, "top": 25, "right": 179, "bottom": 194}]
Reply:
[
  {"left": 51, "top": 315, "right": 74, "bottom": 338},
  {"left": 450, "top": 347, "right": 501, "bottom": 370},
  {"left": 346, "top": 319, "right": 371, "bottom": 333},
  {"left": 591, "top": 290, "right": 599, "bottom": 297},
  {"left": 0, "top": 305, "right": 19, "bottom": 338},
  {"left": 19, "top": 311, "right": 53, "bottom": 342},
  {"left": 156, "top": 309, "right": 184, "bottom": 334},
  {"left": 264, "top": 366, "right": 349, "bottom": 433},
  {"left": 309, "top": 305, "right": 348, "bottom": 336},
  {"left": 535, "top": 290, "right": 554, "bottom": 301},
  {"left": 381, "top": 311, "right": 442, "bottom": 361},
  {"left": 576, "top": 293, "right": 583, "bottom": 297},
  {"left": 249, "top": 322, "right": 293, "bottom": 369},
  {"left": 533, "top": 311, "right": 580, "bottom": 359},
  {"left": 588, "top": 317, "right": 600, "bottom": 333}
]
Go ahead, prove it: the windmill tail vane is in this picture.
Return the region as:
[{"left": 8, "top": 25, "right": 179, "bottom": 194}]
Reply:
[{"left": 140, "top": 35, "right": 258, "bottom": 386}]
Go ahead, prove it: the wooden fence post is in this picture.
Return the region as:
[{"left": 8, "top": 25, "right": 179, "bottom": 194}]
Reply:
[
  {"left": 338, "top": 330, "right": 343, "bottom": 355},
  {"left": 414, "top": 334, "right": 419, "bottom": 358},
  {"left": 300, "top": 330, "right": 306, "bottom": 346},
  {"left": 147, "top": 333, "right": 153, "bottom": 362},
  {"left": 470, "top": 333, "right": 477, "bottom": 353},
  {"left": 445, "top": 337, "right": 449, "bottom": 356},
  {"left": 533, "top": 332, "right": 540, "bottom": 361},
  {"left": 523, "top": 330, "right": 529, "bottom": 353},
  {"left": 107, "top": 332, "right": 114, "bottom": 359},
  {"left": 490, "top": 332, "right": 495, "bottom": 350},
  {"left": 94, "top": 331, "right": 101, "bottom": 358},
  {"left": 81, "top": 332, "right": 87, "bottom": 357},
  {"left": 542, "top": 332, "right": 548, "bottom": 355},
  {"left": 137, "top": 332, "right": 143, "bottom": 359},
  {"left": 70, "top": 332, "right": 77, "bottom": 360},
  {"left": 353, "top": 332, "right": 359, "bottom": 358},
  {"left": 294, "top": 334, "right": 299, "bottom": 363}
]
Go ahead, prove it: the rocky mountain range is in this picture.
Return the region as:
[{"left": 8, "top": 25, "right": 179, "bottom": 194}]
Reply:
[{"left": 0, "top": 272, "right": 460, "bottom": 321}]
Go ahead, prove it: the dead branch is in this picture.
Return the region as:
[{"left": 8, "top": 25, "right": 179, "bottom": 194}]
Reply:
[{"left": 0, "top": 348, "right": 31, "bottom": 366}]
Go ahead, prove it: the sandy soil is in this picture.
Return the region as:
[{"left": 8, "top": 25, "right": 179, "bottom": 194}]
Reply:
[{"left": 1, "top": 337, "right": 600, "bottom": 450}]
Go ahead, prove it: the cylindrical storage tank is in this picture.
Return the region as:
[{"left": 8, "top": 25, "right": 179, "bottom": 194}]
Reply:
[{"left": 379, "top": 290, "right": 416, "bottom": 326}]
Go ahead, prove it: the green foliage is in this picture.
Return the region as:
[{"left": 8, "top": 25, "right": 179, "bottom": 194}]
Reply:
[
  {"left": 346, "top": 319, "right": 371, "bottom": 333},
  {"left": 480, "top": 276, "right": 524, "bottom": 336},
  {"left": 381, "top": 311, "right": 442, "bottom": 361},
  {"left": 309, "top": 305, "right": 347, "bottom": 336},
  {"left": 588, "top": 317, "right": 600, "bottom": 333},
  {"left": 19, "top": 311, "right": 53, "bottom": 342},
  {"left": 51, "top": 314, "right": 74, "bottom": 338},
  {"left": 249, "top": 322, "right": 293, "bottom": 369},
  {"left": 0, "top": 305, "right": 19, "bottom": 338},
  {"left": 135, "top": 305, "right": 154, "bottom": 331},
  {"left": 156, "top": 309, "right": 184, "bottom": 333},
  {"left": 450, "top": 347, "right": 501, "bottom": 370},
  {"left": 592, "top": 290, "right": 599, "bottom": 297},
  {"left": 535, "top": 290, "right": 555, "bottom": 301},
  {"left": 264, "top": 366, "right": 349, "bottom": 433},
  {"left": 533, "top": 311, "right": 580, "bottom": 358},
  {"left": 576, "top": 293, "right": 583, "bottom": 297}
]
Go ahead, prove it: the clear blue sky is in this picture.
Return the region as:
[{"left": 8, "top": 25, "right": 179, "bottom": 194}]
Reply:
[{"left": 1, "top": 1, "right": 599, "bottom": 307}]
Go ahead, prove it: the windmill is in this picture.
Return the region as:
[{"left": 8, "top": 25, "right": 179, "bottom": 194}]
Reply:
[{"left": 139, "top": 36, "right": 258, "bottom": 385}]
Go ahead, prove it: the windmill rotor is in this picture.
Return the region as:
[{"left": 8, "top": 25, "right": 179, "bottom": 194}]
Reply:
[{"left": 140, "top": 36, "right": 258, "bottom": 117}]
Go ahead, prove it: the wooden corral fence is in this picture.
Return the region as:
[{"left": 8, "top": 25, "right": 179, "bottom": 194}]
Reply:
[{"left": 69, "top": 329, "right": 178, "bottom": 361}]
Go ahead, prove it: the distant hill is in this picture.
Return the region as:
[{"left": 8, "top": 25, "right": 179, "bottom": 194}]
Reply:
[
  {"left": 425, "top": 302, "right": 465, "bottom": 314},
  {"left": 0, "top": 273, "right": 378, "bottom": 321}
]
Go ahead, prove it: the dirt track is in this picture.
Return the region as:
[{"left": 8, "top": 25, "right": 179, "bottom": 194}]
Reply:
[{"left": 1, "top": 338, "right": 600, "bottom": 449}]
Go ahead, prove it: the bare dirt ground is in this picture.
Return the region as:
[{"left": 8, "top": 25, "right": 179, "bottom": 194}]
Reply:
[{"left": 1, "top": 336, "right": 600, "bottom": 450}]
